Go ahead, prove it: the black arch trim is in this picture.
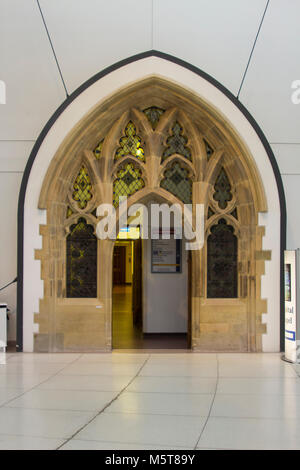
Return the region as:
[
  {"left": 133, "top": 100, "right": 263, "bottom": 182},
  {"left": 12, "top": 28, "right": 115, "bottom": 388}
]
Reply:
[{"left": 17, "top": 50, "right": 286, "bottom": 351}]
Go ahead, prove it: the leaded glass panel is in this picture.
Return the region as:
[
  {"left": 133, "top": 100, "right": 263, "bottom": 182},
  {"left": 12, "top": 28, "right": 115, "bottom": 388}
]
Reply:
[
  {"left": 162, "top": 122, "right": 192, "bottom": 162},
  {"left": 204, "top": 139, "right": 214, "bottom": 161},
  {"left": 143, "top": 107, "right": 165, "bottom": 130},
  {"left": 66, "top": 218, "right": 97, "bottom": 298},
  {"left": 207, "top": 206, "right": 215, "bottom": 219},
  {"left": 113, "top": 163, "right": 145, "bottom": 207},
  {"left": 160, "top": 162, "right": 192, "bottom": 204},
  {"left": 207, "top": 219, "right": 237, "bottom": 298},
  {"left": 94, "top": 139, "right": 103, "bottom": 159},
  {"left": 115, "top": 121, "right": 145, "bottom": 161},
  {"left": 72, "top": 166, "right": 93, "bottom": 210},
  {"left": 231, "top": 208, "right": 238, "bottom": 220},
  {"left": 213, "top": 168, "right": 232, "bottom": 210},
  {"left": 66, "top": 206, "right": 74, "bottom": 218}
]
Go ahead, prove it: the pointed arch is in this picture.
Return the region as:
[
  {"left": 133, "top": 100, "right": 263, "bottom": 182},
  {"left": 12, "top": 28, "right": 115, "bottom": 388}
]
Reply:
[{"left": 18, "top": 52, "right": 285, "bottom": 353}]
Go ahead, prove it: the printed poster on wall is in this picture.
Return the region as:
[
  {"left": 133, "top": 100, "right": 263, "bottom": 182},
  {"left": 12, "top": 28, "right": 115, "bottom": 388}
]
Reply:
[
  {"left": 151, "top": 238, "right": 182, "bottom": 273},
  {"left": 284, "top": 250, "right": 299, "bottom": 363}
]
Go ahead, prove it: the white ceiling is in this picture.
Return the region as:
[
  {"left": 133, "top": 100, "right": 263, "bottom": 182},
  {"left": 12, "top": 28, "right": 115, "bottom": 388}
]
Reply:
[{"left": 0, "top": 0, "right": 299, "bottom": 144}]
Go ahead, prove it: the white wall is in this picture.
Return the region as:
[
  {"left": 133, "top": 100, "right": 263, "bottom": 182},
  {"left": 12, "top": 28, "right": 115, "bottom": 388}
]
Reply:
[{"left": 143, "top": 237, "right": 188, "bottom": 334}]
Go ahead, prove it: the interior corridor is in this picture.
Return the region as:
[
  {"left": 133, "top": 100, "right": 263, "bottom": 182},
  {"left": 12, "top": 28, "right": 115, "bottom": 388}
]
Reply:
[
  {"left": 0, "top": 352, "right": 299, "bottom": 449},
  {"left": 112, "top": 285, "right": 188, "bottom": 349}
]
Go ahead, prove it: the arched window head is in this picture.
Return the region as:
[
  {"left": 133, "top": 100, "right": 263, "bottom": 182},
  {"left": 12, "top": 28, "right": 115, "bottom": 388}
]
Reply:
[
  {"left": 72, "top": 166, "right": 93, "bottom": 210},
  {"left": 162, "top": 121, "right": 192, "bottom": 162},
  {"left": 66, "top": 218, "right": 97, "bottom": 298},
  {"left": 207, "top": 218, "right": 237, "bottom": 298},
  {"left": 113, "top": 163, "right": 145, "bottom": 208},
  {"left": 115, "top": 121, "right": 145, "bottom": 162},
  {"left": 160, "top": 162, "right": 192, "bottom": 203},
  {"left": 213, "top": 167, "right": 232, "bottom": 210}
]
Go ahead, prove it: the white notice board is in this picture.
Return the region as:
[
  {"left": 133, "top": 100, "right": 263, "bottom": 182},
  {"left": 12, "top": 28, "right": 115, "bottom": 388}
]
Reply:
[{"left": 151, "top": 239, "right": 182, "bottom": 273}]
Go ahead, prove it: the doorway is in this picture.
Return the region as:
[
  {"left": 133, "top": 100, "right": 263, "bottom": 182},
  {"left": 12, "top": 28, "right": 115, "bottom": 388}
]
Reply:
[{"left": 112, "top": 228, "right": 190, "bottom": 350}]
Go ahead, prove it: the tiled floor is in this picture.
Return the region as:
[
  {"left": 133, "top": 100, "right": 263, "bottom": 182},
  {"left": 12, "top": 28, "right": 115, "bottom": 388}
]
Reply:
[{"left": 0, "top": 352, "right": 299, "bottom": 450}]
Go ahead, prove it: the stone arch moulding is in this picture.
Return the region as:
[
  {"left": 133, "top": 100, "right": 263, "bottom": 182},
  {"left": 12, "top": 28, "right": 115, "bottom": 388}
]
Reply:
[{"left": 17, "top": 50, "right": 286, "bottom": 353}]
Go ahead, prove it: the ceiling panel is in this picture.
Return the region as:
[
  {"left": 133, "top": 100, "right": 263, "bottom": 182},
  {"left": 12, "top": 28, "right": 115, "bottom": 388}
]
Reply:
[
  {"left": 39, "top": 0, "right": 153, "bottom": 94},
  {"left": 282, "top": 175, "right": 300, "bottom": 249},
  {"left": 0, "top": 0, "right": 66, "bottom": 140},
  {"left": 271, "top": 144, "right": 300, "bottom": 175},
  {"left": 239, "top": 0, "right": 300, "bottom": 143},
  {"left": 0, "top": 141, "right": 35, "bottom": 172},
  {"left": 153, "top": 0, "right": 268, "bottom": 95}
]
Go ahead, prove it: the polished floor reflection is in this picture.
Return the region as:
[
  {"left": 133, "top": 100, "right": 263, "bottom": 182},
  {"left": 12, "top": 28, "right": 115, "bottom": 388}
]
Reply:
[
  {"left": 0, "top": 352, "right": 299, "bottom": 449},
  {"left": 112, "top": 285, "right": 187, "bottom": 349}
]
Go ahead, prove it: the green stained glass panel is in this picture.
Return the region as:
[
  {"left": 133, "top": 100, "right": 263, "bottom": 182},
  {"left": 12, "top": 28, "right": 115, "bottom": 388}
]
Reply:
[
  {"left": 213, "top": 168, "right": 232, "bottom": 210},
  {"left": 113, "top": 163, "right": 145, "bottom": 207},
  {"left": 66, "top": 218, "right": 97, "bottom": 298},
  {"left": 207, "top": 218, "right": 237, "bottom": 298},
  {"left": 72, "top": 166, "right": 93, "bottom": 210},
  {"left": 231, "top": 208, "right": 238, "bottom": 220},
  {"left": 162, "top": 121, "right": 192, "bottom": 162},
  {"left": 207, "top": 206, "right": 215, "bottom": 219},
  {"left": 115, "top": 121, "right": 145, "bottom": 161},
  {"left": 143, "top": 107, "right": 165, "bottom": 130},
  {"left": 160, "top": 162, "right": 192, "bottom": 204}
]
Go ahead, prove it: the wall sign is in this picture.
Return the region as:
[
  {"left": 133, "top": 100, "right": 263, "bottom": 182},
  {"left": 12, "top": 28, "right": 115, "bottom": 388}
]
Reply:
[
  {"left": 284, "top": 250, "right": 300, "bottom": 363},
  {"left": 151, "top": 238, "right": 181, "bottom": 273}
]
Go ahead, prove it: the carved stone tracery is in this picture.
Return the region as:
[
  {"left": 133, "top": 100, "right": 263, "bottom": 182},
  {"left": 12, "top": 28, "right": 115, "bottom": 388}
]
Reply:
[{"left": 35, "top": 78, "right": 269, "bottom": 353}]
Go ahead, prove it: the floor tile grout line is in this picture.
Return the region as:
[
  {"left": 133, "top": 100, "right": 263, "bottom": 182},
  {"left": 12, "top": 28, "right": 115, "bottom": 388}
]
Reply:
[
  {"left": 55, "top": 354, "right": 152, "bottom": 450},
  {"left": 0, "top": 354, "right": 85, "bottom": 409},
  {"left": 193, "top": 354, "right": 219, "bottom": 450},
  {"left": 59, "top": 436, "right": 194, "bottom": 449}
]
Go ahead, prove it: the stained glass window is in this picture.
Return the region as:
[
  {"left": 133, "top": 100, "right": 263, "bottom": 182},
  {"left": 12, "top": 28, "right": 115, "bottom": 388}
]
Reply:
[
  {"left": 204, "top": 139, "right": 214, "bottom": 161},
  {"left": 115, "top": 121, "right": 145, "bottom": 161},
  {"left": 207, "top": 206, "right": 215, "bottom": 219},
  {"left": 207, "top": 219, "right": 237, "bottom": 298},
  {"left": 143, "top": 107, "right": 165, "bottom": 130},
  {"left": 94, "top": 139, "right": 103, "bottom": 159},
  {"left": 72, "top": 166, "right": 93, "bottom": 210},
  {"left": 213, "top": 168, "right": 232, "bottom": 210},
  {"left": 231, "top": 208, "right": 238, "bottom": 220},
  {"left": 66, "top": 218, "right": 97, "bottom": 298},
  {"left": 162, "top": 122, "right": 192, "bottom": 162},
  {"left": 66, "top": 206, "right": 74, "bottom": 218},
  {"left": 160, "top": 162, "right": 192, "bottom": 204},
  {"left": 113, "top": 163, "right": 145, "bottom": 207}
]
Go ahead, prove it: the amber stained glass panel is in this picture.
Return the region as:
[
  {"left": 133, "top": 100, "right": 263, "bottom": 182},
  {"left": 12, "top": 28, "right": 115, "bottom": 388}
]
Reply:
[
  {"left": 72, "top": 166, "right": 93, "bottom": 210},
  {"left": 113, "top": 163, "right": 145, "bottom": 207},
  {"left": 115, "top": 121, "right": 145, "bottom": 161}
]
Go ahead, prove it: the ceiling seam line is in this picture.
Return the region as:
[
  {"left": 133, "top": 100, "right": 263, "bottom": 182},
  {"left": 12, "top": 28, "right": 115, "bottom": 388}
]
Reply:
[
  {"left": 236, "top": 0, "right": 270, "bottom": 100},
  {"left": 36, "top": 0, "right": 69, "bottom": 98},
  {"left": 151, "top": 0, "right": 154, "bottom": 49}
]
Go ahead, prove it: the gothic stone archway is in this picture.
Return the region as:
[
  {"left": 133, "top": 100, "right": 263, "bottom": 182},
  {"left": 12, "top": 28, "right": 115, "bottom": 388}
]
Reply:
[{"left": 33, "top": 77, "right": 270, "bottom": 352}]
